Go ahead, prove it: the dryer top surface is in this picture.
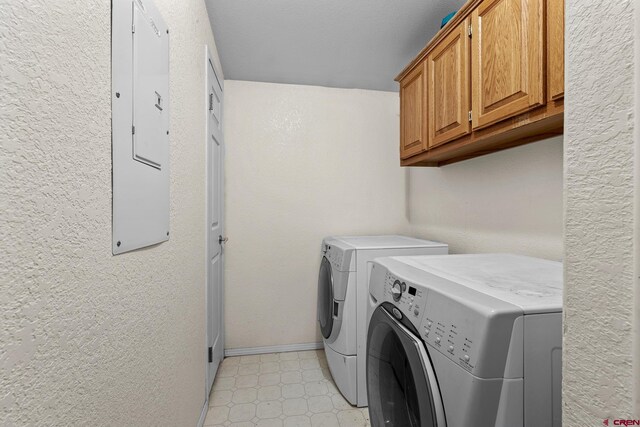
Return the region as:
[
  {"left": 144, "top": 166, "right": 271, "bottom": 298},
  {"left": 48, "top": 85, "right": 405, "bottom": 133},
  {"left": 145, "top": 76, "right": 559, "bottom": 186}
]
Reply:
[
  {"left": 388, "top": 254, "right": 563, "bottom": 314},
  {"left": 327, "top": 235, "right": 447, "bottom": 250}
]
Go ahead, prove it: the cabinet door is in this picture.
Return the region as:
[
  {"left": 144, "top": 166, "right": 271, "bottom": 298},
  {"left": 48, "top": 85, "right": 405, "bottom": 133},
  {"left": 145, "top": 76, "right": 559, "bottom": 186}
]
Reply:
[
  {"left": 428, "top": 19, "right": 471, "bottom": 148},
  {"left": 400, "top": 61, "right": 428, "bottom": 159},
  {"left": 471, "top": 0, "right": 544, "bottom": 129},
  {"left": 547, "top": 0, "right": 564, "bottom": 100}
]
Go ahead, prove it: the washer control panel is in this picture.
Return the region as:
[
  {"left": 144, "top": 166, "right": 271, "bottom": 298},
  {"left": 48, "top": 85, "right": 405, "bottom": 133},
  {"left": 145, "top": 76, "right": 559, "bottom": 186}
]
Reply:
[
  {"left": 419, "top": 295, "right": 478, "bottom": 374},
  {"left": 383, "top": 272, "right": 427, "bottom": 322},
  {"left": 322, "top": 242, "right": 353, "bottom": 272}
]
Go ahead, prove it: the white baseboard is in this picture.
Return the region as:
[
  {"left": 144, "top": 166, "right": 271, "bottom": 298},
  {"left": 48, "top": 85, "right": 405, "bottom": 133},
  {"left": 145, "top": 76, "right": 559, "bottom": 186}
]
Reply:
[
  {"left": 197, "top": 399, "right": 208, "bottom": 427},
  {"left": 224, "top": 342, "right": 324, "bottom": 357}
]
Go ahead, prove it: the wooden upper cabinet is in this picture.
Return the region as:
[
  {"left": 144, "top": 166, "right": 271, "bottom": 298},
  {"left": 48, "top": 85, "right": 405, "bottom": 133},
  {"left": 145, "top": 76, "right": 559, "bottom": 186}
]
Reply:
[
  {"left": 471, "top": 0, "right": 544, "bottom": 129},
  {"left": 427, "top": 19, "right": 471, "bottom": 147},
  {"left": 400, "top": 61, "right": 428, "bottom": 159},
  {"left": 547, "top": 0, "right": 564, "bottom": 100},
  {"left": 395, "top": 0, "right": 564, "bottom": 166}
]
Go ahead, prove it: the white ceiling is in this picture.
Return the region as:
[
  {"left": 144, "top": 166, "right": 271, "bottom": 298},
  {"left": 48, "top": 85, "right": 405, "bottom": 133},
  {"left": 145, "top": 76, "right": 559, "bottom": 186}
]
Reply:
[{"left": 204, "top": 0, "right": 466, "bottom": 92}]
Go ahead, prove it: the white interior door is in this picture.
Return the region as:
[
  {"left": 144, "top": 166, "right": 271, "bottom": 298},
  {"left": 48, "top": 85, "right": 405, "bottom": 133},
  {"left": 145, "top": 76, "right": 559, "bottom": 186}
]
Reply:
[{"left": 206, "top": 48, "right": 225, "bottom": 395}]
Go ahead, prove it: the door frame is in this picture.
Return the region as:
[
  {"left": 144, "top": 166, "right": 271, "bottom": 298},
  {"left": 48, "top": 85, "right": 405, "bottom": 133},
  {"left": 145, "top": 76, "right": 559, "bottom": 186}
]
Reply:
[{"left": 204, "top": 44, "right": 225, "bottom": 399}]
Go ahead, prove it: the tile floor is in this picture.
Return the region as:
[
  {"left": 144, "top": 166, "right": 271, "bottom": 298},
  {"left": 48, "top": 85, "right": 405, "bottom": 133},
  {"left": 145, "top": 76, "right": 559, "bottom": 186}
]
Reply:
[{"left": 203, "top": 350, "right": 371, "bottom": 427}]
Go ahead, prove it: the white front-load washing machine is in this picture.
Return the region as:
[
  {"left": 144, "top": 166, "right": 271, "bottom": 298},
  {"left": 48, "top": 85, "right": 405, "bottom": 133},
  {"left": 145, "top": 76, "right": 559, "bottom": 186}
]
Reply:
[
  {"left": 317, "top": 236, "right": 448, "bottom": 407},
  {"left": 366, "top": 254, "right": 563, "bottom": 427}
]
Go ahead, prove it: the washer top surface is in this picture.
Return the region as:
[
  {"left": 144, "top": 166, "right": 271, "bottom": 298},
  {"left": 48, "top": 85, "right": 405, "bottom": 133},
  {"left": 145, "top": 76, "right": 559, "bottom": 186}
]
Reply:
[
  {"left": 392, "top": 253, "right": 563, "bottom": 313},
  {"left": 328, "top": 235, "right": 447, "bottom": 250}
]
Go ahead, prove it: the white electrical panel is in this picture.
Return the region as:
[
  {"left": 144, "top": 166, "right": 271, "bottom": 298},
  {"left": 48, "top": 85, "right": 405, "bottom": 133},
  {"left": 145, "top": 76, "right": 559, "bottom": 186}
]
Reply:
[{"left": 112, "top": 0, "right": 170, "bottom": 255}]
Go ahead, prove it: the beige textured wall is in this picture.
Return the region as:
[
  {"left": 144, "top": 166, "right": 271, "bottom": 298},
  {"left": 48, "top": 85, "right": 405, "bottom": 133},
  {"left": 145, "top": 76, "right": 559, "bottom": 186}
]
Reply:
[
  {"left": 223, "top": 80, "right": 565, "bottom": 350},
  {"left": 223, "top": 81, "right": 407, "bottom": 349},
  {"left": 1, "top": 0, "right": 220, "bottom": 425},
  {"left": 564, "top": 0, "right": 638, "bottom": 423},
  {"left": 636, "top": 0, "right": 640, "bottom": 415},
  {"left": 405, "top": 136, "right": 564, "bottom": 260}
]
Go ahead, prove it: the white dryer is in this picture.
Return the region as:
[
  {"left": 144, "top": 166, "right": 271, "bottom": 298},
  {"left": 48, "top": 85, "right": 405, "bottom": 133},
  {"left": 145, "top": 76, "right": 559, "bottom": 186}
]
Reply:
[
  {"left": 366, "top": 254, "right": 563, "bottom": 427},
  {"left": 317, "top": 236, "right": 448, "bottom": 407}
]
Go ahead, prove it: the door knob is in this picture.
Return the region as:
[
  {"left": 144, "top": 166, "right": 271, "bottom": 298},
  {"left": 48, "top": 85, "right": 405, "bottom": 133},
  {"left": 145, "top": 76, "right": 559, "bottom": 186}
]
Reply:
[{"left": 218, "top": 235, "right": 228, "bottom": 245}]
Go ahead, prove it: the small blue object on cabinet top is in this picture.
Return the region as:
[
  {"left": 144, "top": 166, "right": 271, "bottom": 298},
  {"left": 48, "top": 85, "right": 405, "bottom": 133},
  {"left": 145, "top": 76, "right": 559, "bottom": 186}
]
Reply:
[{"left": 441, "top": 11, "right": 457, "bottom": 28}]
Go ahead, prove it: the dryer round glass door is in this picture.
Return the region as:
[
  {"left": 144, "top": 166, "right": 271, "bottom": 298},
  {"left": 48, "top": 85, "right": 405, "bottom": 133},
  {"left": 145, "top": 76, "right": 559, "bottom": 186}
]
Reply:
[
  {"left": 317, "top": 256, "right": 334, "bottom": 339},
  {"left": 366, "top": 304, "right": 446, "bottom": 427}
]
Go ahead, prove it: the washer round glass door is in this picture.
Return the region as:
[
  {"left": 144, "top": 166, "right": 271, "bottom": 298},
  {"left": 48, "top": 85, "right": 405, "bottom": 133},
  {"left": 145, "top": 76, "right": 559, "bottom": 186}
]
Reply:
[
  {"left": 317, "top": 256, "right": 334, "bottom": 339},
  {"left": 367, "top": 304, "right": 446, "bottom": 427}
]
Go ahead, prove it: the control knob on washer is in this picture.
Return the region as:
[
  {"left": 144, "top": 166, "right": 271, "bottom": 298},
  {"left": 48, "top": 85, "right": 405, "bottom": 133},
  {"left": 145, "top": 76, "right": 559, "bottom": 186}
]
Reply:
[{"left": 391, "top": 280, "right": 403, "bottom": 302}]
